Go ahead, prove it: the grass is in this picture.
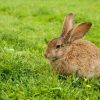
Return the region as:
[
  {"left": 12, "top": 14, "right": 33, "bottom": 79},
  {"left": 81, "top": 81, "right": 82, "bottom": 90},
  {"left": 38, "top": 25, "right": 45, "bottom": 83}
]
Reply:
[{"left": 0, "top": 0, "right": 100, "bottom": 99}]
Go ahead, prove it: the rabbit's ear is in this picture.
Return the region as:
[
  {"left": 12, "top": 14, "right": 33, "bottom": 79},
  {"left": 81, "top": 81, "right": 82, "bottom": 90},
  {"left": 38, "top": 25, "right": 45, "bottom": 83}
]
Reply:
[
  {"left": 61, "top": 13, "right": 74, "bottom": 37},
  {"left": 68, "top": 22, "right": 92, "bottom": 42}
]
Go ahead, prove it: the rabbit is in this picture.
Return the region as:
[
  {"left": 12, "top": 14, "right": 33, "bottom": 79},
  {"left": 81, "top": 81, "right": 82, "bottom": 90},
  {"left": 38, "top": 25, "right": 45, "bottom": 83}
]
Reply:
[{"left": 44, "top": 13, "right": 100, "bottom": 79}]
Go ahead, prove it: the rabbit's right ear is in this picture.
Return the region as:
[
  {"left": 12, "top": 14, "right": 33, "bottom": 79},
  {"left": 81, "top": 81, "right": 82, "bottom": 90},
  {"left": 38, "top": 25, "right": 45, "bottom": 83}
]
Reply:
[
  {"left": 61, "top": 13, "right": 74, "bottom": 37},
  {"left": 67, "top": 22, "right": 92, "bottom": 43}
]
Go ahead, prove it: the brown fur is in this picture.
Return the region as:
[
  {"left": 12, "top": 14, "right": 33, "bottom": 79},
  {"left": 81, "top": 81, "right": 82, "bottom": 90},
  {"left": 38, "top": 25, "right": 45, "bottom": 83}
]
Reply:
[{"left": 44, "top": 13, "right": 100, "bottom": 79}]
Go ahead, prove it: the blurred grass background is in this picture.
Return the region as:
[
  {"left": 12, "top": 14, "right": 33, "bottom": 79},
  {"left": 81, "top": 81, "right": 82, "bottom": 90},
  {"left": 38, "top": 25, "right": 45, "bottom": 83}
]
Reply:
[{"left": 0, "top": 0, "right": 100, "bottom": 100}]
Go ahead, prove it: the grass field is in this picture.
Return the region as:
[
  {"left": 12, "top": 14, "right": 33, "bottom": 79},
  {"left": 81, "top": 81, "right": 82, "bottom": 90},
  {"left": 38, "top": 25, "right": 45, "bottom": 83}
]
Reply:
[{"left": 0, "top": 0, "right": 100, "bottom": 100}]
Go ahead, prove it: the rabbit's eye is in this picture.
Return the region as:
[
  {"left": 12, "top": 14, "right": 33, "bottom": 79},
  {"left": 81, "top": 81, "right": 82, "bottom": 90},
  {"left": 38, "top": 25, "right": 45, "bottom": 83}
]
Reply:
[
  {"left": 56, "top": 45, "right": 60, "bottom": 48},
  {"left": 56, "top": 44, "right": 64, "bottom": 49}
]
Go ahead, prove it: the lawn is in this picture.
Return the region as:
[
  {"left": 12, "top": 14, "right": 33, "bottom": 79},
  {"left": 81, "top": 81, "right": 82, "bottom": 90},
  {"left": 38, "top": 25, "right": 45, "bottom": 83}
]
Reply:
[{"left": 0, "top": 0, "right": 100, "bottom": 100}]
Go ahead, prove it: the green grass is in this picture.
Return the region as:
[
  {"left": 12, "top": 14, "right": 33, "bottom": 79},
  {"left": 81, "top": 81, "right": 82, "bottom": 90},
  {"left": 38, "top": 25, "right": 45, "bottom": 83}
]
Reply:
[{"left": 0, "top": 0, "right": 100, "bottom": 100}]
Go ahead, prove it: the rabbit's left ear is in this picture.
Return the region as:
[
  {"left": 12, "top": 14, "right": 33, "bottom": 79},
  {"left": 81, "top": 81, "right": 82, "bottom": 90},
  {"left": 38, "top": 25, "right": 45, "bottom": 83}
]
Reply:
[
  {"left": 61, "top": 13, "right": 74, "bottom": 37},
  {"left": 67, "top": 22, "right": 92, "bottom": 43}
]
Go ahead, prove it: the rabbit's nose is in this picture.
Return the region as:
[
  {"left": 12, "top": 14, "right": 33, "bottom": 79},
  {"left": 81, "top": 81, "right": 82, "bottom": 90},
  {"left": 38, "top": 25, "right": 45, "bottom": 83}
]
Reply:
[{"left": 44, "top": 53, "right": 50, "bottom": 58}]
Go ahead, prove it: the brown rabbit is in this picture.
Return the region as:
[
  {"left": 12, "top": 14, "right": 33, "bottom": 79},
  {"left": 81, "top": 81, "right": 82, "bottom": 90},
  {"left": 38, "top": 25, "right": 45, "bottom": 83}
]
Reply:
[{"left": 44, "top": 13, "right": 100, "bottom": 79}]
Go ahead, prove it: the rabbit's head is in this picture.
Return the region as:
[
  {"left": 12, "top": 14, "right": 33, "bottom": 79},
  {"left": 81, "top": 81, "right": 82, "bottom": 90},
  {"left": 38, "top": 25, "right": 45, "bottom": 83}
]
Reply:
[{"left": 44, "top": 13, "right": 92, "bottom": 61}]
